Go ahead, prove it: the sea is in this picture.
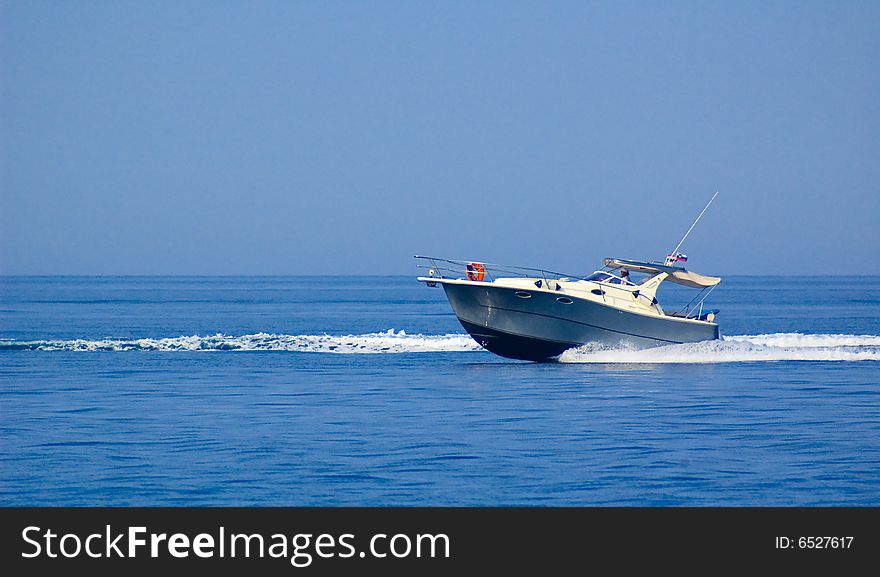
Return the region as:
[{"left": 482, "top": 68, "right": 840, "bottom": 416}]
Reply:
[{"left": 1, "top": 276, "right": 878, "bottom": 506}]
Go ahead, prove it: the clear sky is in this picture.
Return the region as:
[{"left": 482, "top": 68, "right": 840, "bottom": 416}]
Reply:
[{"left": 1, "top": 1, "right": 878, "bottom": 276}]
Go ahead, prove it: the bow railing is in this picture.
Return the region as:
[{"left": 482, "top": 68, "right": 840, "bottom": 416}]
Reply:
[{"left": 414, "top": 255, "right": 586, "bottom": 286}]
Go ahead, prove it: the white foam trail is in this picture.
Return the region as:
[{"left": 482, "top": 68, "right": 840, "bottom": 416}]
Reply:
[
  {"left": 4, "top": 331, "right": 879, "bottom": 362},
  {"left": 724, "top": 333, "right": 880, "bottom": 348},
  {"left": 0, "top": 329, "right": 483, "bottom": 354},
  {"left": 560, "top": 333, "right": 880, "bottom": 364}
]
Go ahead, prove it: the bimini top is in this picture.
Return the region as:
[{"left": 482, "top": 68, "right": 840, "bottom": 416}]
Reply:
[{"left": 603, "top": 258, "right": 721, "bottom": 289}]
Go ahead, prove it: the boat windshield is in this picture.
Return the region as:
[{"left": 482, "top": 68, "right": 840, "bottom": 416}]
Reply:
[
  {"left": 584, "top": 271, "right": 613, "bottom": 282},
  {"left": 584, "top": 271, "right": 635, "bottom": 285}
]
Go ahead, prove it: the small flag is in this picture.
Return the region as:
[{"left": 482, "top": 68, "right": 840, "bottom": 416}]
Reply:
[{"left": 666, "top": 252, "right": 688, "bottom": 262}]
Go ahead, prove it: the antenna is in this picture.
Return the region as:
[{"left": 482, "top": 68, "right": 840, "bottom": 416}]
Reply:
[{"left": 665, "top": 192, "right": 718, "bottom": 265}]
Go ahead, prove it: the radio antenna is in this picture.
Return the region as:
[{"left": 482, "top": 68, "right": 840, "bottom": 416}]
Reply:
[{"left": 665, "top": 191, "right": 718, "bottom": 265}]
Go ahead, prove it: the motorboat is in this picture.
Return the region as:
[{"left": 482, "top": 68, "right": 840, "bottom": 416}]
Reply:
[
  {"left": 416, "top": 194, "right": 723, "bottom": 361},
  {"left": 415, "top": 256, "right": 721, "bottom": 361}
]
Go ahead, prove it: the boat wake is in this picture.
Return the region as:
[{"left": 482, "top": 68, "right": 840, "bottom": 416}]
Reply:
[
  {"left": 559, "top": 333, "right": 880, "bottom": 363},
  {"left": 2, "top": 331, "right": 878, "bottom": 362},
  {"left": 0, "top": 329, "right": 483, "bottom": 354}
]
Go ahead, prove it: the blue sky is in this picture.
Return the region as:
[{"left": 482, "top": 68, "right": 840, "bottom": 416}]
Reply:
[{"left": 1, "top": 1, "right": 878, "bottom": 275}]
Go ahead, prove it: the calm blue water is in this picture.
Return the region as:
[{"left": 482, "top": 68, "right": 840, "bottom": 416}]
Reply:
[{"left": 1, "top": 276, "right": 879, "bottom": 505}]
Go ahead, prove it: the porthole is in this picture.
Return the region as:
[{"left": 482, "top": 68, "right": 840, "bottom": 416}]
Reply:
[{"left": 515, "top": 291, "right": 532, "bottom": 298}]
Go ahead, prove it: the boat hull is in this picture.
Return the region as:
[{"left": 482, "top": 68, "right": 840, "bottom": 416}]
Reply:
[{"left": 441, "top": 282, "right": 719, "bottom": 361}]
